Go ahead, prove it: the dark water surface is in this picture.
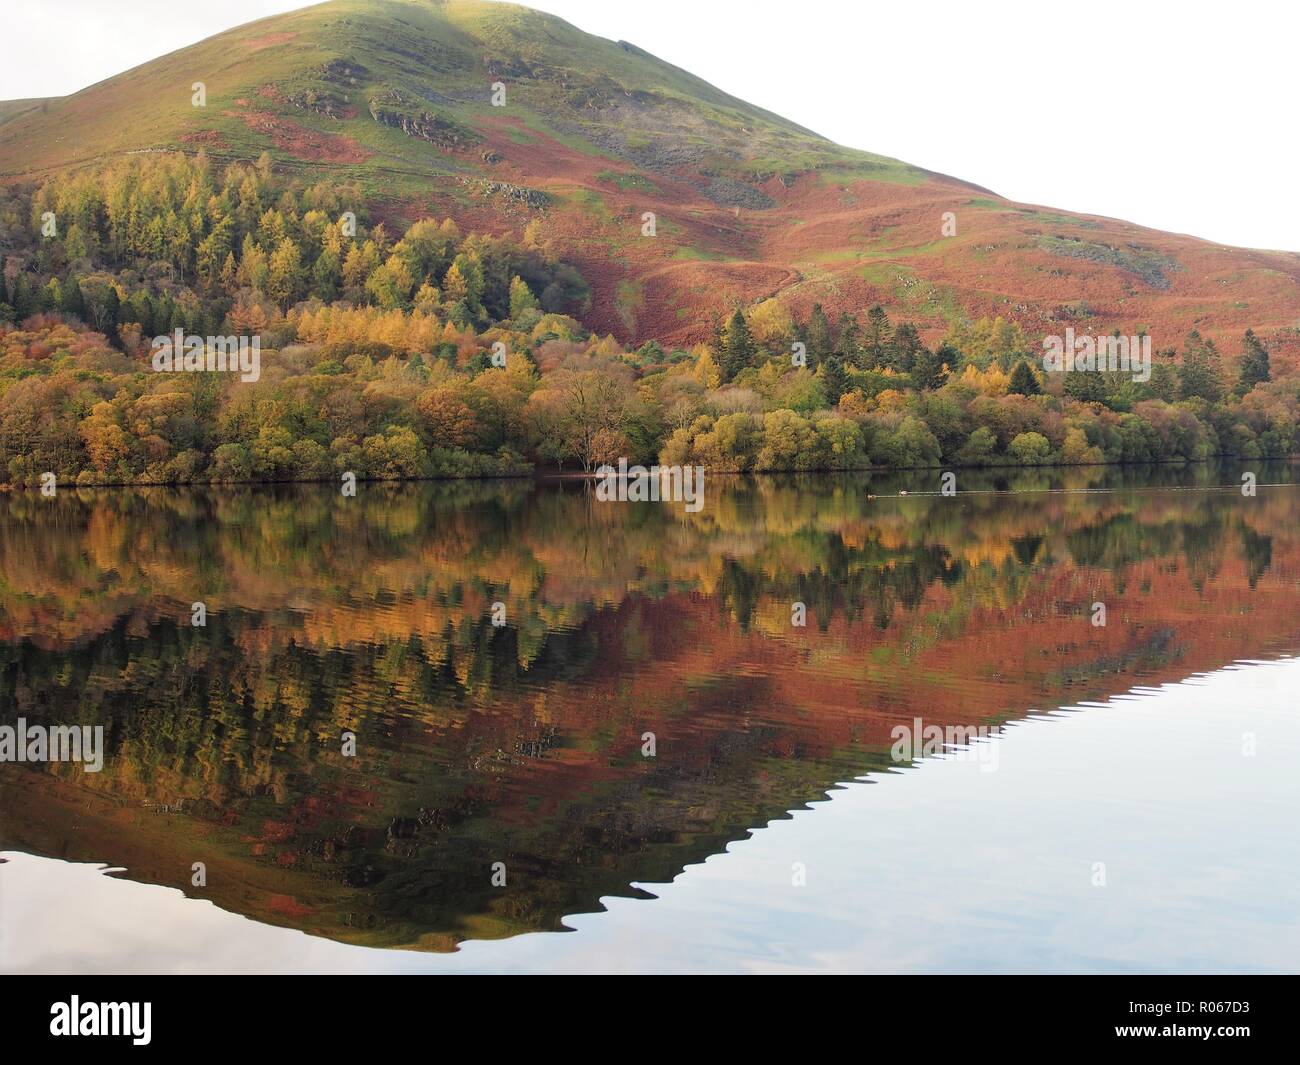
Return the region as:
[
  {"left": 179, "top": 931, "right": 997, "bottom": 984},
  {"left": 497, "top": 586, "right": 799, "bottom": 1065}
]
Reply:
[{"left": 2, "top": 462, "right": 1298, "bottom": 972}]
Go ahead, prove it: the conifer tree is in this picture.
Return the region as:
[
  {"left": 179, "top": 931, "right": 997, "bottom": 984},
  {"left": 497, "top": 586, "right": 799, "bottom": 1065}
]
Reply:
[
  {"left": 61, "top": 275, "right": 85, "bottom": 318},
  {"left": 1008, "top": 359, "right": 1041, "bottom": 396},
  {"left": 1178, "top": 330, "right": 1224, "bottom": 403},
  {"left": 891, "top": 322, "right": 924, "bottom": 373},
  {"left": 11, "top": 273, "right": 35, "bottom": 321},
  {"left": 910, "top": 342, "right": 949, "bottom": 391},
  {"left": 805, "top": 303, "right": 832, "bottom": 367},
  {"left": 1236, "top": 329, "right": 1271, "bottom": 395},
  {"left": 721, "top": 307, "right": 756, "bottom": 382},
  {"left": 836, "top": 311, "right": 862, "bottom": 368},
  {"left": 863, "top": 305, "right": 892, "bottom": 368},
  {"left": 821, "top": 353, "right": 848, "bottom": 404}
]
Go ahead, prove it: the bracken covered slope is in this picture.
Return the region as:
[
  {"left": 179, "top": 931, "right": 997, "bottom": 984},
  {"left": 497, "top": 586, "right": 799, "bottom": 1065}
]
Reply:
[{"left": 2, "top": 0, "right": 1298, "bottom": 349}]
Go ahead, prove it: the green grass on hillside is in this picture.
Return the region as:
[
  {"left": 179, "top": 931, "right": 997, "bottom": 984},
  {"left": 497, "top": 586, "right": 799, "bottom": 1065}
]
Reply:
[{"left": 0, "top": 0, "right": 919, "bottom": 193}]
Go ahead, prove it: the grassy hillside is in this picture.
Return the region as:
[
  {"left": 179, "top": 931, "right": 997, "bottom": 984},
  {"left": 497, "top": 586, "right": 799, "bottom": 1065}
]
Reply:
[
  {"left": 0, "top": 99, "right": 56, "bottom": 128},
  {"left": 0, "top": 0, "right": 900, "bottom": 184},
  {"left": 1, "top": 0, "right": 1299, "bottom": 348}
]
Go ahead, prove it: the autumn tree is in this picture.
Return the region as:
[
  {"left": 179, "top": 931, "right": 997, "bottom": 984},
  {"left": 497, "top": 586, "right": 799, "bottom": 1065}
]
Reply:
[
  {"left": 554, "top": 369, "right": 626, "bottom": 470},
  {"left": 416, "top": 385, "right": 478, "bottom": 448},
  {"left": 746, "top": 298, "right": 794, "bottom": 352},
  {"left": 509, "top": 275, "right": 539, "bottom": 319},
  {"left": 79, "top": 277, "right": 120, "bottom": 336},
  {"left": 237, "top": 235, "right": 269, "bottom": 293},
  {"left": 266, "top": 237, "right": 305, "bottom": 307}
]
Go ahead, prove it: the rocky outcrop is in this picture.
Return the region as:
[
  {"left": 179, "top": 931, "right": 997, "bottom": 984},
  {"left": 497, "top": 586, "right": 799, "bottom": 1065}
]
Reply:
[
  {"left": 460, "top": 178, "right": 550, "bottom": 210},
  {"left": 481, "top": 181, "right": 550, "bottom": 209},
  {"left": 367, "top": 94, "right": 479, "bottom": 150}
]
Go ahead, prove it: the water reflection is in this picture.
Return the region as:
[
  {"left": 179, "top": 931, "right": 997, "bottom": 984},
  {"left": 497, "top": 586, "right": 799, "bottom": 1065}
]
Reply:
[{"left": 1, "top": 462, "right": 1298, "bottom": 952}]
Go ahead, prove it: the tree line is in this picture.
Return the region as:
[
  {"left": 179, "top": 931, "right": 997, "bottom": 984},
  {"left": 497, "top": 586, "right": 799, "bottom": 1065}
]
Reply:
[{"left": 0, "top": 153, "right": 1294, "bottom": 486}]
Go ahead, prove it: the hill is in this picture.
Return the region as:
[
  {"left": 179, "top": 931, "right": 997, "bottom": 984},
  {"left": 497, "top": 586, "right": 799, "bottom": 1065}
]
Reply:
[
  {"left": 0, "top": 99, "right": 55, "bottom": 128},
  {"left": 2, "top": 0, "right": 1298, "bottom": 349}
]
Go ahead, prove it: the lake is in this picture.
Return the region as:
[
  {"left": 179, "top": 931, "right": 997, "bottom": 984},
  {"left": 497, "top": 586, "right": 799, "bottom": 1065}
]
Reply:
[{"left": 2, "top": 461, "right": 1298, "bottom": 974}]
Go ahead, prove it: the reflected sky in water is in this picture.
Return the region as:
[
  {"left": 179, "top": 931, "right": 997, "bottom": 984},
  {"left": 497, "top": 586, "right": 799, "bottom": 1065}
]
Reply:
[{"left": 5, "top": 657, "right": 1297, "bottom": 973}]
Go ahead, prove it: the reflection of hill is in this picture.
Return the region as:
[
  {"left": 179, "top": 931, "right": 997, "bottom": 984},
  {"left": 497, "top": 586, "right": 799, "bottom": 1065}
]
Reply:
[{"left": 1, "top": 466, "right": 1298, "bottom": 949}]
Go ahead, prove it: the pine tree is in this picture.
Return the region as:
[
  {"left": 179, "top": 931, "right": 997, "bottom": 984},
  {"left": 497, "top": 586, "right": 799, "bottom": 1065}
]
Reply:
[
  {"left": 721, "top": 307, "right": 756, "bottom": 382},
  {"left": 821, "top": 353, "right": 848, "bottom": 404},
  {"left": 1178, "top": 330, "right": 1224, "bottom": 403},
  {"left": 1236, "top": 329, "right": 1270, "bottom": 395},
  {"left": 863, "top": 305, "right": 892, "bottom": 368},
  {"left": 936, "top": 341, "right": 963, "bottom": 378},
  {"left": 11, "top": 273, "right": 35, "bottom": 321},
  {"left": 446, "top": 253, "right": 483, "bottom": 312},
  {"left": 1064, "top": 366, "right": 1108, "bottom": 404},
  {"left": 635, "top": 340, "right": 665, "bottom": 365},
  {"left": 1146, "top": 348, "right": 1180, "bottom": 402},
  {"left": 891, "top": 322, "right": 923, "bottom": 373},
  {"left": 836, "top": 311, "right": 862, "bottom": 367},
  {"left": 910, "top": 343, "right": 949, "bottom": 391},
  {"left": 80, "top": 279, "right": 119, "bottom": 338},
  {"left": 805, "top": 303, "right": 832, "bottom": 367},
  {"left": 60, "top": 276, "right": 86, "bottom": 319},
  {"left": 1008, "top": 359, "right": 1041, "bottom": 396},
  {"left": 153, "top": 293, "right": 176, "bottom": 337}
]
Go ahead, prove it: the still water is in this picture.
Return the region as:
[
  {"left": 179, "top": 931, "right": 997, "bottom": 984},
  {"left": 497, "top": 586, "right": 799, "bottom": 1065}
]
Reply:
[{"left": 1, "top": 462, "right": 1298, "bottom": 973}]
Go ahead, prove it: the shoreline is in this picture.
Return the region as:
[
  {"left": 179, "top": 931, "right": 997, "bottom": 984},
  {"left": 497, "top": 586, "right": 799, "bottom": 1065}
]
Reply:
[{"left": 1, "top": 454, "right": 1296, "bottom": 493}]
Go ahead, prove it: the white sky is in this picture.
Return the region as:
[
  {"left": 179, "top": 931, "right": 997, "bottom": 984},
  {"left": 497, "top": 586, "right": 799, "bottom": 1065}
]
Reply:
[{"left": 3, "top": 0, "right": 1295, "bottom": 251}]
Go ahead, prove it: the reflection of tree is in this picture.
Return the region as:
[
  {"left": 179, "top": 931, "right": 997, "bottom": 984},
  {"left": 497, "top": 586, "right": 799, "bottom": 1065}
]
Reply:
[
  {"left": 2, "top": 468, "right": 1299, "bottom": 950},
  {"left": 1011, "top": 534, "right": 1043, "bottom": 566},
  {"left": 1239, "top": 522, "right": 1273, "bottom": 589}
]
